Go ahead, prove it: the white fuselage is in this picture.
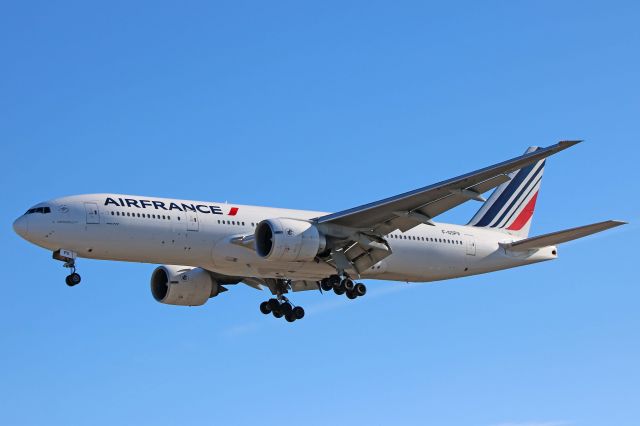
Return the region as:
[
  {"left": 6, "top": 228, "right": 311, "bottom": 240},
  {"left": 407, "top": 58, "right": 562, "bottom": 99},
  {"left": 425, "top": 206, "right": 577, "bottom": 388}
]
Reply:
[{"left": 13, "top": 193, "right": 557, "bottom": 283}]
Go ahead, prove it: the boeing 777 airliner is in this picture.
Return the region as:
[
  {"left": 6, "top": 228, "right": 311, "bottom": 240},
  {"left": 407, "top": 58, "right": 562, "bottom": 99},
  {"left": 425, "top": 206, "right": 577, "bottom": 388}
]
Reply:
[{"left": 13, "top": 141, "right": 625, "bottom": 322}]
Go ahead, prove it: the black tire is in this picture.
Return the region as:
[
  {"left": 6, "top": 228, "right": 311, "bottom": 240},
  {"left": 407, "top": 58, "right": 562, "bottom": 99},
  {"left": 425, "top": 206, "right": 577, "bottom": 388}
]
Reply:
[
  {"left": 285, "top": 313, "right": 296, "bottom": 322},
  {"left": 355, "top": 283, "right": 367, "bottom": 296},
  {"left": 281, "top": 302, "right": 293, "bottom": 315},
  {"left": 329, "top": 275, "right": 340, "bottom": 286},
  {"left": 66, "top": 273, "right": 81, "bottom": 287},
  {"left": 346, "top": 291, "right": 357, "bottom": 299},
  {"left": 273, "top": 309, "right": 284, "bottom": 318},
  {"left": 259, "top": 301, "right": 271, "bottom": 314},
  {"left": 334, "top": 287, "right": 345, "bottom": 295},
  {"left": 342, "top": 278, "right": 355, "bottom": 292},
  {"left": 293, "top": 306, "right": 305, "bottom": 319},
  {"left": 320, "top": 279, "right": 333, "bottom": 292},
  {"left": 267, "top": 298, "right": 280, "bottom": 311}
]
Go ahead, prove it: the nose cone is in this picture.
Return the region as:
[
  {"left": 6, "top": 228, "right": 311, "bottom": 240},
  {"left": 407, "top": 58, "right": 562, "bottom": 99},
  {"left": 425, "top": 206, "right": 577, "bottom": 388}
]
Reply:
[{"left": 13, "top": 215, "right": 29, "bottom": 239}]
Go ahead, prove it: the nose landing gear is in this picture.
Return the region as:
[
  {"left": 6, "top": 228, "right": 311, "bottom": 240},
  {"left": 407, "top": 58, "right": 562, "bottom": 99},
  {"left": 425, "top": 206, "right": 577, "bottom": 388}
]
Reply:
[
  {"left": 53, "top": 249, "right": 81, "bottom": 287},
  {"left": 65, "top": 271, "right": 81, "bottom": 287}
]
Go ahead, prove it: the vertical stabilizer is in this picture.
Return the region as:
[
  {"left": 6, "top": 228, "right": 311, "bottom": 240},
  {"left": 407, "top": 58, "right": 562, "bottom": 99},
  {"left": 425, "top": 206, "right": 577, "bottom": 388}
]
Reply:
[{"left": 467, "top": 147, "right": 544, "bottom": 237}]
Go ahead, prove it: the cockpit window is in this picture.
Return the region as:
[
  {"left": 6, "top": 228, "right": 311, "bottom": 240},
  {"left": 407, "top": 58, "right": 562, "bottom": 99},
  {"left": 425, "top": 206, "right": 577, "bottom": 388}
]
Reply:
[{"left": 25, "top": 207, "right": 51, "bottom": 214}]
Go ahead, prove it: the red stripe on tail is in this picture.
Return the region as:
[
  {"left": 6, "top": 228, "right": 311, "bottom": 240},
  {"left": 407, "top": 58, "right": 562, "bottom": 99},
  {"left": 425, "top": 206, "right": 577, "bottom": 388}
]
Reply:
[{"left": 506, "top": 192, "right": 538, "bottom": 231}]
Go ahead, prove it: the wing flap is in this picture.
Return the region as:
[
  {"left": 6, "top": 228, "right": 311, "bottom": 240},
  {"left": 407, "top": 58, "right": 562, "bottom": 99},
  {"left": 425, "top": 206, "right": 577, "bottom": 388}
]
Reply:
[{"left": 505, "top": 220, "right": 626, "bottom": 251}]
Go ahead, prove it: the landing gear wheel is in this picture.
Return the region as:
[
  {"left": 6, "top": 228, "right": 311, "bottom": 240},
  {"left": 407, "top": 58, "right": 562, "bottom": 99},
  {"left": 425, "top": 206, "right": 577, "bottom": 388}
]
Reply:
[
  {"left": 334, "top": 287, "right": 345, "bottom": 295},
  {"left": 273, "top": 309, "right": 284, "bottom": 318},
  {"left": 293, "top": 306, "right": 305, "bottom": 319},
  {"left": 65, "top": 273, "right": 81, "bottom": 287},
  {"left": 260, "top": 301, "right": 271, "bottom": 314},
  {"left": 267, "top": 298, "right": 280, "bottom": 311},
  {"left": 342, "top": 278, "right": 355, "bottom": 292},
  {"left": 346, "top": 291, "right": 357, "bottom": 300},
  {"left": 285, "top": 312, "right": 296, "bottom": 322},
  {"left": 280, "top": 302, "right": 293, "bottom": 316},
  {"left": 354, "top": 283, "right": 367, "bottom": 297},
  {"left": 320, "top": 278, "right": 333, "bottom": 292}
]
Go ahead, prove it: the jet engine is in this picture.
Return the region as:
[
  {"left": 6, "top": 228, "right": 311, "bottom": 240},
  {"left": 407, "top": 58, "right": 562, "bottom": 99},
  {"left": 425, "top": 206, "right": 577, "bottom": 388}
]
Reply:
[
  {"left": 150, "top": 265, "right": 221, "bottom": 306},
  {"left": 255, "top": 218, "right": 326, "bottom": 262}
]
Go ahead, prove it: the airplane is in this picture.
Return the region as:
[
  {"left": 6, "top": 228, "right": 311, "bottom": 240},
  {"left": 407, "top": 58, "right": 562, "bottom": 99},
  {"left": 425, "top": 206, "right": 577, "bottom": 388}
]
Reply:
[{"left": 13, "top": 141, "right": 626, "bottom": 323}]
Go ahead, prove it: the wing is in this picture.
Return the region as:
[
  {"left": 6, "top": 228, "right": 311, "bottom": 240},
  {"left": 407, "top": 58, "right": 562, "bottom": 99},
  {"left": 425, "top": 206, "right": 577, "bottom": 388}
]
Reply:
[{"left": 314, "top": 141, "right": 581, "bottom": 275}]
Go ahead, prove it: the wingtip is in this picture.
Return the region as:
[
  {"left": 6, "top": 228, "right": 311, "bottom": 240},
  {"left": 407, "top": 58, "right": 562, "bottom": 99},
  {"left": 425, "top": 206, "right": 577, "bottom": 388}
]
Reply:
[
  {"left": 610, "top": 220, "right": 628, "bottom": 226},
  {"left": 558, "top": 139, "right": 583, "bottom": 148}
]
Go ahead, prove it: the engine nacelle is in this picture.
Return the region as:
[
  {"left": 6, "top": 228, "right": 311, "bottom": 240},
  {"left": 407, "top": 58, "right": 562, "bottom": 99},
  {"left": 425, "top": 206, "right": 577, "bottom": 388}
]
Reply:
[
  {"left": 255, "top": 218, "right": 326, "bottom": 262},
  {"left": 150, "top": 265, "right": 221, "bottom": 306}
]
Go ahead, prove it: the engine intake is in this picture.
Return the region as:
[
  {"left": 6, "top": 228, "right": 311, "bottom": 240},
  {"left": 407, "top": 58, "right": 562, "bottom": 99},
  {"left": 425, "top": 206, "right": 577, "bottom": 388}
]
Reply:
[
  {"left": 150, "top": 265, "right": 221, "bottom": 306},
  {"left": 255, "top": 218, "right": 326, "bottom": 262}
]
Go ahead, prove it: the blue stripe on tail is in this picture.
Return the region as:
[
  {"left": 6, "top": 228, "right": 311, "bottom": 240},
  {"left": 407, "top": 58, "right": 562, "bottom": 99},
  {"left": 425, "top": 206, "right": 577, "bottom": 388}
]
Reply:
[{"left": 473, "top": 160, "right": 540, "bottom": 227}]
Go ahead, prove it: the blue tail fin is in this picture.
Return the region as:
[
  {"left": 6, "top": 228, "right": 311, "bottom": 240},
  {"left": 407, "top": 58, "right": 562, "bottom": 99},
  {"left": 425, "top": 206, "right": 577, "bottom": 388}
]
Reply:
[{"left": 467, "top": 147, "right": 545, "bottom": 237}]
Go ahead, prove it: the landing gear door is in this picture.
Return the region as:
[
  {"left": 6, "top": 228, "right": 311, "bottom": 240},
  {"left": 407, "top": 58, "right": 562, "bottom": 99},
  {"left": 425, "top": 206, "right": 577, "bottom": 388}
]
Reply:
[
  {"left": 465, "top": 234, "right": 476, "bottom": 256},
  {"left": 187, "top": 211, "right": 199, "bottom": 231},
  {"left": 85, "top": 203, "right": 100, "bottom": 224}
]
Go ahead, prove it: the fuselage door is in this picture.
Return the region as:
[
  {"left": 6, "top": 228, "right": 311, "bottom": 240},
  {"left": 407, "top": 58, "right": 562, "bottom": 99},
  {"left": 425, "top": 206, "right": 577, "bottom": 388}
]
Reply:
[
  {"left": 465, "top": 234, "right": 476, "bottom": 256},
  {"left": 187, "top": 211, "right": 199, "bottom": 231},
  {"left": 85, "top": 202, "right": 100, "bottom": 224}
]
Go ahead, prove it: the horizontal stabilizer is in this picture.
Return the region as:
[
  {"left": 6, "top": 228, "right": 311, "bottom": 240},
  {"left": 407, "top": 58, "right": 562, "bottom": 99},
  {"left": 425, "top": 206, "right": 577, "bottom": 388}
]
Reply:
[{"left": 505, "top": 220, "right": 627, "bottom": 251}]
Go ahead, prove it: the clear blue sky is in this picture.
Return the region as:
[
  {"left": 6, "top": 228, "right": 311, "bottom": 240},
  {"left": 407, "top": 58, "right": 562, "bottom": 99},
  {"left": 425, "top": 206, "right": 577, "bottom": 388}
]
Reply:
[{"left": 1, "top": 1, "right": 638, "bottom": 425}]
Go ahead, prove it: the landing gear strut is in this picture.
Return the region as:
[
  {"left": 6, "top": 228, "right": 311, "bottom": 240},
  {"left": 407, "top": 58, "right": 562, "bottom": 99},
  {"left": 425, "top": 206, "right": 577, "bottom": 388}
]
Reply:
[
  {"left": 320, "top": 275, "right": 367, "bottom": 300},
  {"left": 53, "top": 249, "right": 81, "bottom": 287}
]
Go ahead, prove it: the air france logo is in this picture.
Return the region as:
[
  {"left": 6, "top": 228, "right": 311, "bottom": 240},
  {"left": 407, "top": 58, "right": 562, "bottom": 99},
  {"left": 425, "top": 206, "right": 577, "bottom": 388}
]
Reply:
[{"left": 104, "top": 197, "right": 238, "bottom": 216}]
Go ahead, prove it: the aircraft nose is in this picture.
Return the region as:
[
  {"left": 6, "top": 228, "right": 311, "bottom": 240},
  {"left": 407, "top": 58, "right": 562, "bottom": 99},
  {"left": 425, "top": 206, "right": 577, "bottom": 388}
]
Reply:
[{"left": 13, "top": 215, "right": 29, "bottom": 239}]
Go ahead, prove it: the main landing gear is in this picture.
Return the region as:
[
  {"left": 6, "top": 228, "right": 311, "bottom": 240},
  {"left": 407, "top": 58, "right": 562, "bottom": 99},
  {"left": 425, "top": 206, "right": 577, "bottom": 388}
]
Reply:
[
  {"left": 260, "top": 297, "right": 305, "bottom": 323},
  {"left": 259, "top": 279, "right": 305, "bottom": 323},
  {"left": 53, "top": 249, "right": 81, "bottom": 287},
  {"left": 320, "top": 275, "right": 367, "bottom": 300}
]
